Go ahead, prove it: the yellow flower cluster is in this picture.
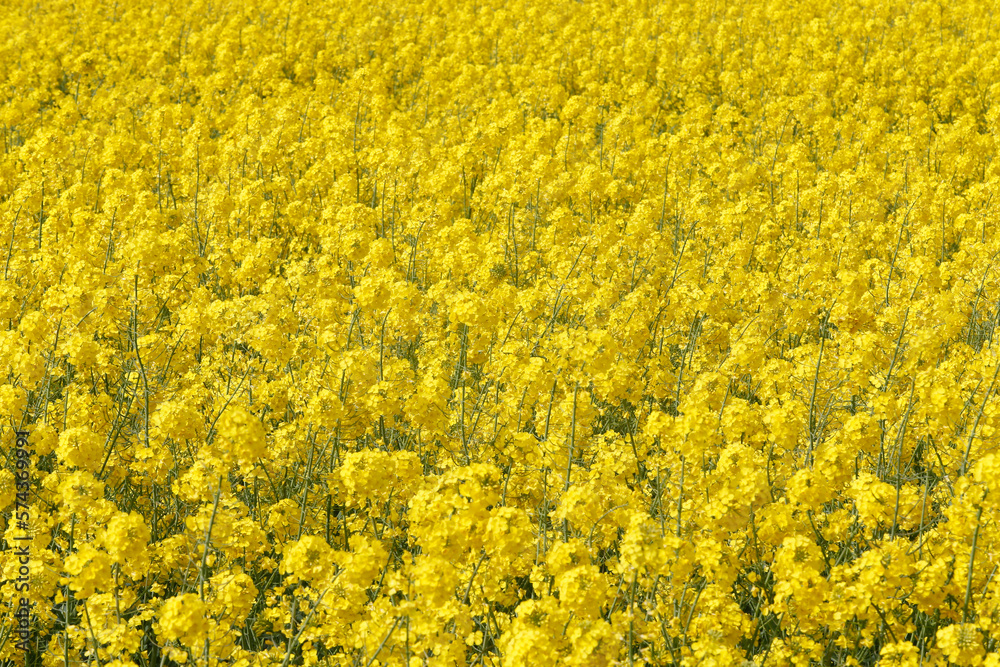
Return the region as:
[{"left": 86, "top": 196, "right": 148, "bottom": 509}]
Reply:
[{"left": 3, "top": 0, "right": 1000, "bottom": 664}]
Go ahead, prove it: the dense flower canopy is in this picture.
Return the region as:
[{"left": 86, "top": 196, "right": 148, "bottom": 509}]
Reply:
[{"left": 2, "top": 0, "right": 1000, "bottom": 665}]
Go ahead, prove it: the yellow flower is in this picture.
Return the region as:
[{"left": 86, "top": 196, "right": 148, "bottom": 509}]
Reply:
[
  {"left": 100, "top": 511, "right": 151, "bottom": 578},
  {"left": 0, "top": 469, "right": 14, "bottom": 511},
  {"left": 209, "top": 567, "right": 258, "bottom": 625},
  {"left": 63, "top": 543, "right": 113, "bottom": 599},
  {"left": 214, "top": 405, "right": 268, "bottom": 467},
  {"left": 936, "top": 623, "right": 985, "bottom": 666},
  {"left": 282, "top": 534, "right": 334, "bottom": 585},
  {"left": 157, "top": 593, "right": 210, "bottom": 650},
  {"left": 877, "top": 640, "right": 921, "bottom": 666},
  {"left": 56, "top": 427, "right": 105, "bottom": 472}
]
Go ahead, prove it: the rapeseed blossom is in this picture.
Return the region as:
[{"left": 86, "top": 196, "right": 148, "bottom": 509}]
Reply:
[{"left": 2, "top": 0, "right": 1000, "bottom": 664}]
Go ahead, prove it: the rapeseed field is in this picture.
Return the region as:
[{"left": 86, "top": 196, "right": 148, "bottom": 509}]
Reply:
[{"left": 2, "top": 0, "right": 1000, "bottom": 664}]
